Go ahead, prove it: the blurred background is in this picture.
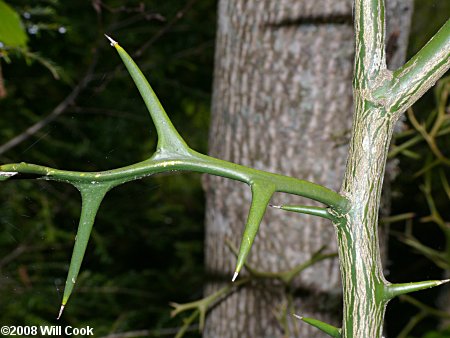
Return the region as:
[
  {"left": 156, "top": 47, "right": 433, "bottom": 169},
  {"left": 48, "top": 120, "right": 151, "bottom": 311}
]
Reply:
[{"left": 0, "top": 1, "right": 448, "bottom": 337}]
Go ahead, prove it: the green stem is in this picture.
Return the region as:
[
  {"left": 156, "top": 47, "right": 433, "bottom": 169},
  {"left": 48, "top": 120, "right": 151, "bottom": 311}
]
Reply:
[
  {"left": 0, "top": 151, "right": 348, "bottom": 212},
  {"left": 374, "top": 19, "right": 450, "bottom": 116},
  {"left": 353, "top": 0, "right": 386, "bottom": 90}
]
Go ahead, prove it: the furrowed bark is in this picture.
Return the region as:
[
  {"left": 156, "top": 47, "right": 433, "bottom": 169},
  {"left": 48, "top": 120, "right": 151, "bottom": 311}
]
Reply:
[
  {"left": 337, "top": 97, "right": 393, "bottom": 336},
  {"left": 337, "top": 0, "right": 449, "bottom": 336},
  {"left": 336, "top": 0, "right": 392, "bottom": 336},
  {"left": 204, "top": 0, "right": 412, "bottom": 337}
]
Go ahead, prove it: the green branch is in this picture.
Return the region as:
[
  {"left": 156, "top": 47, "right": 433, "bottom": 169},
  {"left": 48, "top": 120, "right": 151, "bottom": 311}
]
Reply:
[
  {"left": 374, "top": 19, "right": 450, "bottom": 115},
  {"left": 226, "top": 240, "right": 336, "bottom": 285},
  {"left": 170, "top": 278, "right": 249, "bottom": 331},
  {"left": 0, "top": 36, "right": 350, "bottom": 317},
  {"left": 353, "top": 0, "right": 386, "bottom": 89},
  {"left": 0, "top": 153, "right": 347, "bottom": 211}
]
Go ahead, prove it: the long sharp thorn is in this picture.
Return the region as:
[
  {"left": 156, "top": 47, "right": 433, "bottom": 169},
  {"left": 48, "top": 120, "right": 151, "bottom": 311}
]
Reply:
[
  {"left": 232, "top": 271, "right": 239, "bottom": 282},
  {"left": 104, "top": 34, "right": 118, "bottom": 47}
]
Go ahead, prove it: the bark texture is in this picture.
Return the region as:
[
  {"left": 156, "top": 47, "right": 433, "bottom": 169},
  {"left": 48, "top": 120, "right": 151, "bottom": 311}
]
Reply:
[{"left": 204, "top": 1, "right": 412, "bottom": 337}]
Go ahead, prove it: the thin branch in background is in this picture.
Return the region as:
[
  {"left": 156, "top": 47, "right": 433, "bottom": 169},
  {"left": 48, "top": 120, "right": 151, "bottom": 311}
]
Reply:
[
  {"left": 95, "top": 0, "right": 199, "bottom": 93},
  {"left": 0, "top": 48, "right": 100, "bottom": 156},
  {"left": 134, "top": 0, "right": 198, "bottom": 57},
  {"left": 0, "top": 62, "right": 6, "bottom": 98},
  {"left": 0, "top": 244, "right": 27, "bottom": 270},
  {"left": 99, "top": 325, "right": 199, "bottom": 338}
]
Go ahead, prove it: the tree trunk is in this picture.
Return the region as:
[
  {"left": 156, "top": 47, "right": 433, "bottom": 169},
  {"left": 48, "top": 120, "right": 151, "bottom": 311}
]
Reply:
[{"left": 203, "top": 1, "right": 412, "bottom": 337}]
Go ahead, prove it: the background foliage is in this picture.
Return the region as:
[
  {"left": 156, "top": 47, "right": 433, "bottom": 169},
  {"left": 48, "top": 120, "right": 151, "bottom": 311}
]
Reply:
[{"left": 0, "top": 1, "right": 448, "bottom": 337}]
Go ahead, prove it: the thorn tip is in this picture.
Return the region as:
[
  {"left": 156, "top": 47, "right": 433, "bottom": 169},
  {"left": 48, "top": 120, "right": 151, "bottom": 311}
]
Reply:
[
  {"left": 293, "top": 314, "right": 303, "bottom": 320},
  {"left": 104, "top": 34, "right": 118, "bottom": 47},
  {"left": 269, "top": 204, "right": 282, "bottom": 209},
  {"left": 232, "top": 271, "right": 239, "bottom": 282},
  {"left": 56, "top": 304, "right": 65, "bottom": 320},
  {"left": 0, "top": 171, "right": 17, "bottom": 177}
]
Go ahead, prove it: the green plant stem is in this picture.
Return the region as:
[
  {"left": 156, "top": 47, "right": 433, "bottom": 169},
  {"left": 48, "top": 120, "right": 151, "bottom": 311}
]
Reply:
[
  {"left": 335, "top": 0, "right": 450, "bottom": 337},
  {"left": 0, "top": 150, "right": 348, "bottom": 212},
  {"left": 170, "top": 278, "right": 249, "bottom": 331},
  {"left": 396, "top": 311, "right": 427, "bottom": 338},
  {"left": 407, "top": 109, "right": 450, "bottom": 165},
  {"left": 353, "top": 0, "right": 386, "bottom": 89},
  {"left": 373, "top": 19, "right": 450, "bottom": 115},
  {"left": 400, "top": 295, "right": 450, "bottom": 320},
  {"left": 226, "top": 239, "right": 336, "bottom": 285},
  {"left": 174, "top": 310, "right": 200, "bottom": 338}
]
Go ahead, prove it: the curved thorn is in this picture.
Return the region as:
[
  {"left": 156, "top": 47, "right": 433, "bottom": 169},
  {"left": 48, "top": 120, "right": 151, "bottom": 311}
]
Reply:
[
  {"left": 293, "top": 314, "right": 341, "bottom": 338},
  {"left": 234, "top": 182, "right": 275, "bottom": 277},
  {"left": 60, "top": 183, "right": 113, "bottom": 308}
]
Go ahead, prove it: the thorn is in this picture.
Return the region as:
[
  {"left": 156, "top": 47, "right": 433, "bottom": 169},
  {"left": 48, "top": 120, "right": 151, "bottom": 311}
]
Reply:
[
  {"left": 269, "top": 204, "right": 282, "bottom": 209},
  {"left": 293, "top": 314, "right": 303, "bottom": 320},
  {"left": 439, "top": 279, "right": 450, "bottom": 285},
  {"left": 0, "top": 171, "right": 17, "bottom": 177},
  {"left": 232, "top": 271, "right": 239, "bottom": 282},
  {"left": 56, "top": 304, "right": 65, "bottom": 320},
  {"left": 104, "top": 34, "right": 118, "bottom": 47}
]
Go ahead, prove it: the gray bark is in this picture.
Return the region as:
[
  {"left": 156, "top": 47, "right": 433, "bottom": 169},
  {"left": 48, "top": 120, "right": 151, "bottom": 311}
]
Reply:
[{"left": 203, "top": 1, "right": 412, "bottom": 337}]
